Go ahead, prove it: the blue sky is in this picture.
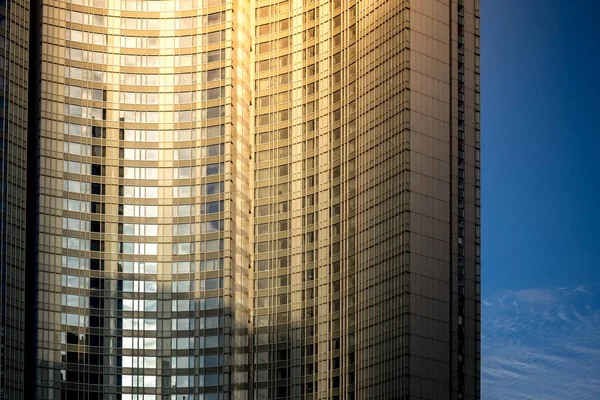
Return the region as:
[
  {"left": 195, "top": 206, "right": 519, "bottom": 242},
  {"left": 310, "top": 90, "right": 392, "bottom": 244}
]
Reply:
[{"left": 482, "top": 0, "right": 600, "bottom": 397}]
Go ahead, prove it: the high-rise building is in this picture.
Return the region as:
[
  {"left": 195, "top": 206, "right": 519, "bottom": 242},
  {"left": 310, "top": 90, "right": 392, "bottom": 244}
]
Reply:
[
  {"left": 0, "top": 0, "right": 29, "bottom": 397},
  {"left": 251, "top": 1, "right": 480, "bottom": 399},
  {"left": 28, "top": 0, "right": 252, "bottom": 399},
  {"left": 17, "top": 0, "right": 479, "bottom": 399}
]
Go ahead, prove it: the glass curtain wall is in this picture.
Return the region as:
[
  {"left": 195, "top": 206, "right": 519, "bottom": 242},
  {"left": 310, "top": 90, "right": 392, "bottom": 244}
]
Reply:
[{"left": 34, "top": 0, "right": 251, "bottom": 399}]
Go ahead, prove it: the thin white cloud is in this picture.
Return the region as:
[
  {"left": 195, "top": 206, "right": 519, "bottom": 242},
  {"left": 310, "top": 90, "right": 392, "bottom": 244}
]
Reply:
[
  {"left": 575, "top": 285, "right": 594, "bottom": 295},
  {"left": 557, "top": 310, "right": 568, "bottom": 321},
  {"left": 563, "top": 345, "right": 600, "bottom": 357},
  {"left": 513, "top": 287, "right": 559, "bottom": 304},
  {"left": 573, "top": 307, "right": 586, "bottom": 322},
  {"left": 483, "top": 283, "right": 600, "bottom": 400}
]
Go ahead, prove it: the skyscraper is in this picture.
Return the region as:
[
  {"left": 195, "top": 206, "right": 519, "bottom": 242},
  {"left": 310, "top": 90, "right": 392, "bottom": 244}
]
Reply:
[
  {"left": 29, "top": 0, "right": 252, "bottom": 398},
  {"left": 17, "top": 0, "right": 479, "bottom": 399},
  {"left": 251, "top": 0, "right": 480, "bottom": 399}
]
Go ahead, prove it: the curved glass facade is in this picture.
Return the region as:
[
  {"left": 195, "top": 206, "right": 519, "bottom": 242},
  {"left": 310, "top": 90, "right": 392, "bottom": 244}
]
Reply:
[
  {"left": 252, "top": 0, "right": 357, "bottom": 398},
  {"left": 34, "top": 0, "right": 251, "bottom": 398},
  {"left": 26, "top": 0, "right": 481, "bottom": 399},
  {"left": 252, "top": 0, "right": 480, "bottom": 399}
]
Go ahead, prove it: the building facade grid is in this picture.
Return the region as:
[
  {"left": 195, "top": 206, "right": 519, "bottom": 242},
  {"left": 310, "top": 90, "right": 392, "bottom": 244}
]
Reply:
[{"left": 0, "top": 0, "right": 482, "bottom": 399}]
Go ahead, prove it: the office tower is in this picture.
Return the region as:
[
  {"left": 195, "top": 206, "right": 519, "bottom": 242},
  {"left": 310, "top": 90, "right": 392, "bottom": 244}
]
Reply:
[
  {"left": 24, "top": 1, "right": 480, "bottom": 400},
  {"left": 0, "top": 0, "right": 29, "bottom": 396},
  {"left": 251, "top": 0, "right": 480, "bottom": 399},
  {"left": 29, "top": 0, "right": 252, "bottom": 398}
]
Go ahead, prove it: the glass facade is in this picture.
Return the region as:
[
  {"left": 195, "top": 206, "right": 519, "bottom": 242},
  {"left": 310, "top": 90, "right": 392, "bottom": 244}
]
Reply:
[
  {"left": 0, "top": 0, "right": 29, "bottom": 396},
  {"left": 453, "top": 1, "right": 481, "bottom": 398},
  {"left": 252, "top": 0, "right": 357, "bottom": 398},
  {"left": 32, "top": 0, "right": 251, "bottom": 398},
  {"left": 17, "top": 0, "right": 480, "bottom": 399},
  {"left": 252, "top": 0, "right": 480, "bottom": 399}
]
